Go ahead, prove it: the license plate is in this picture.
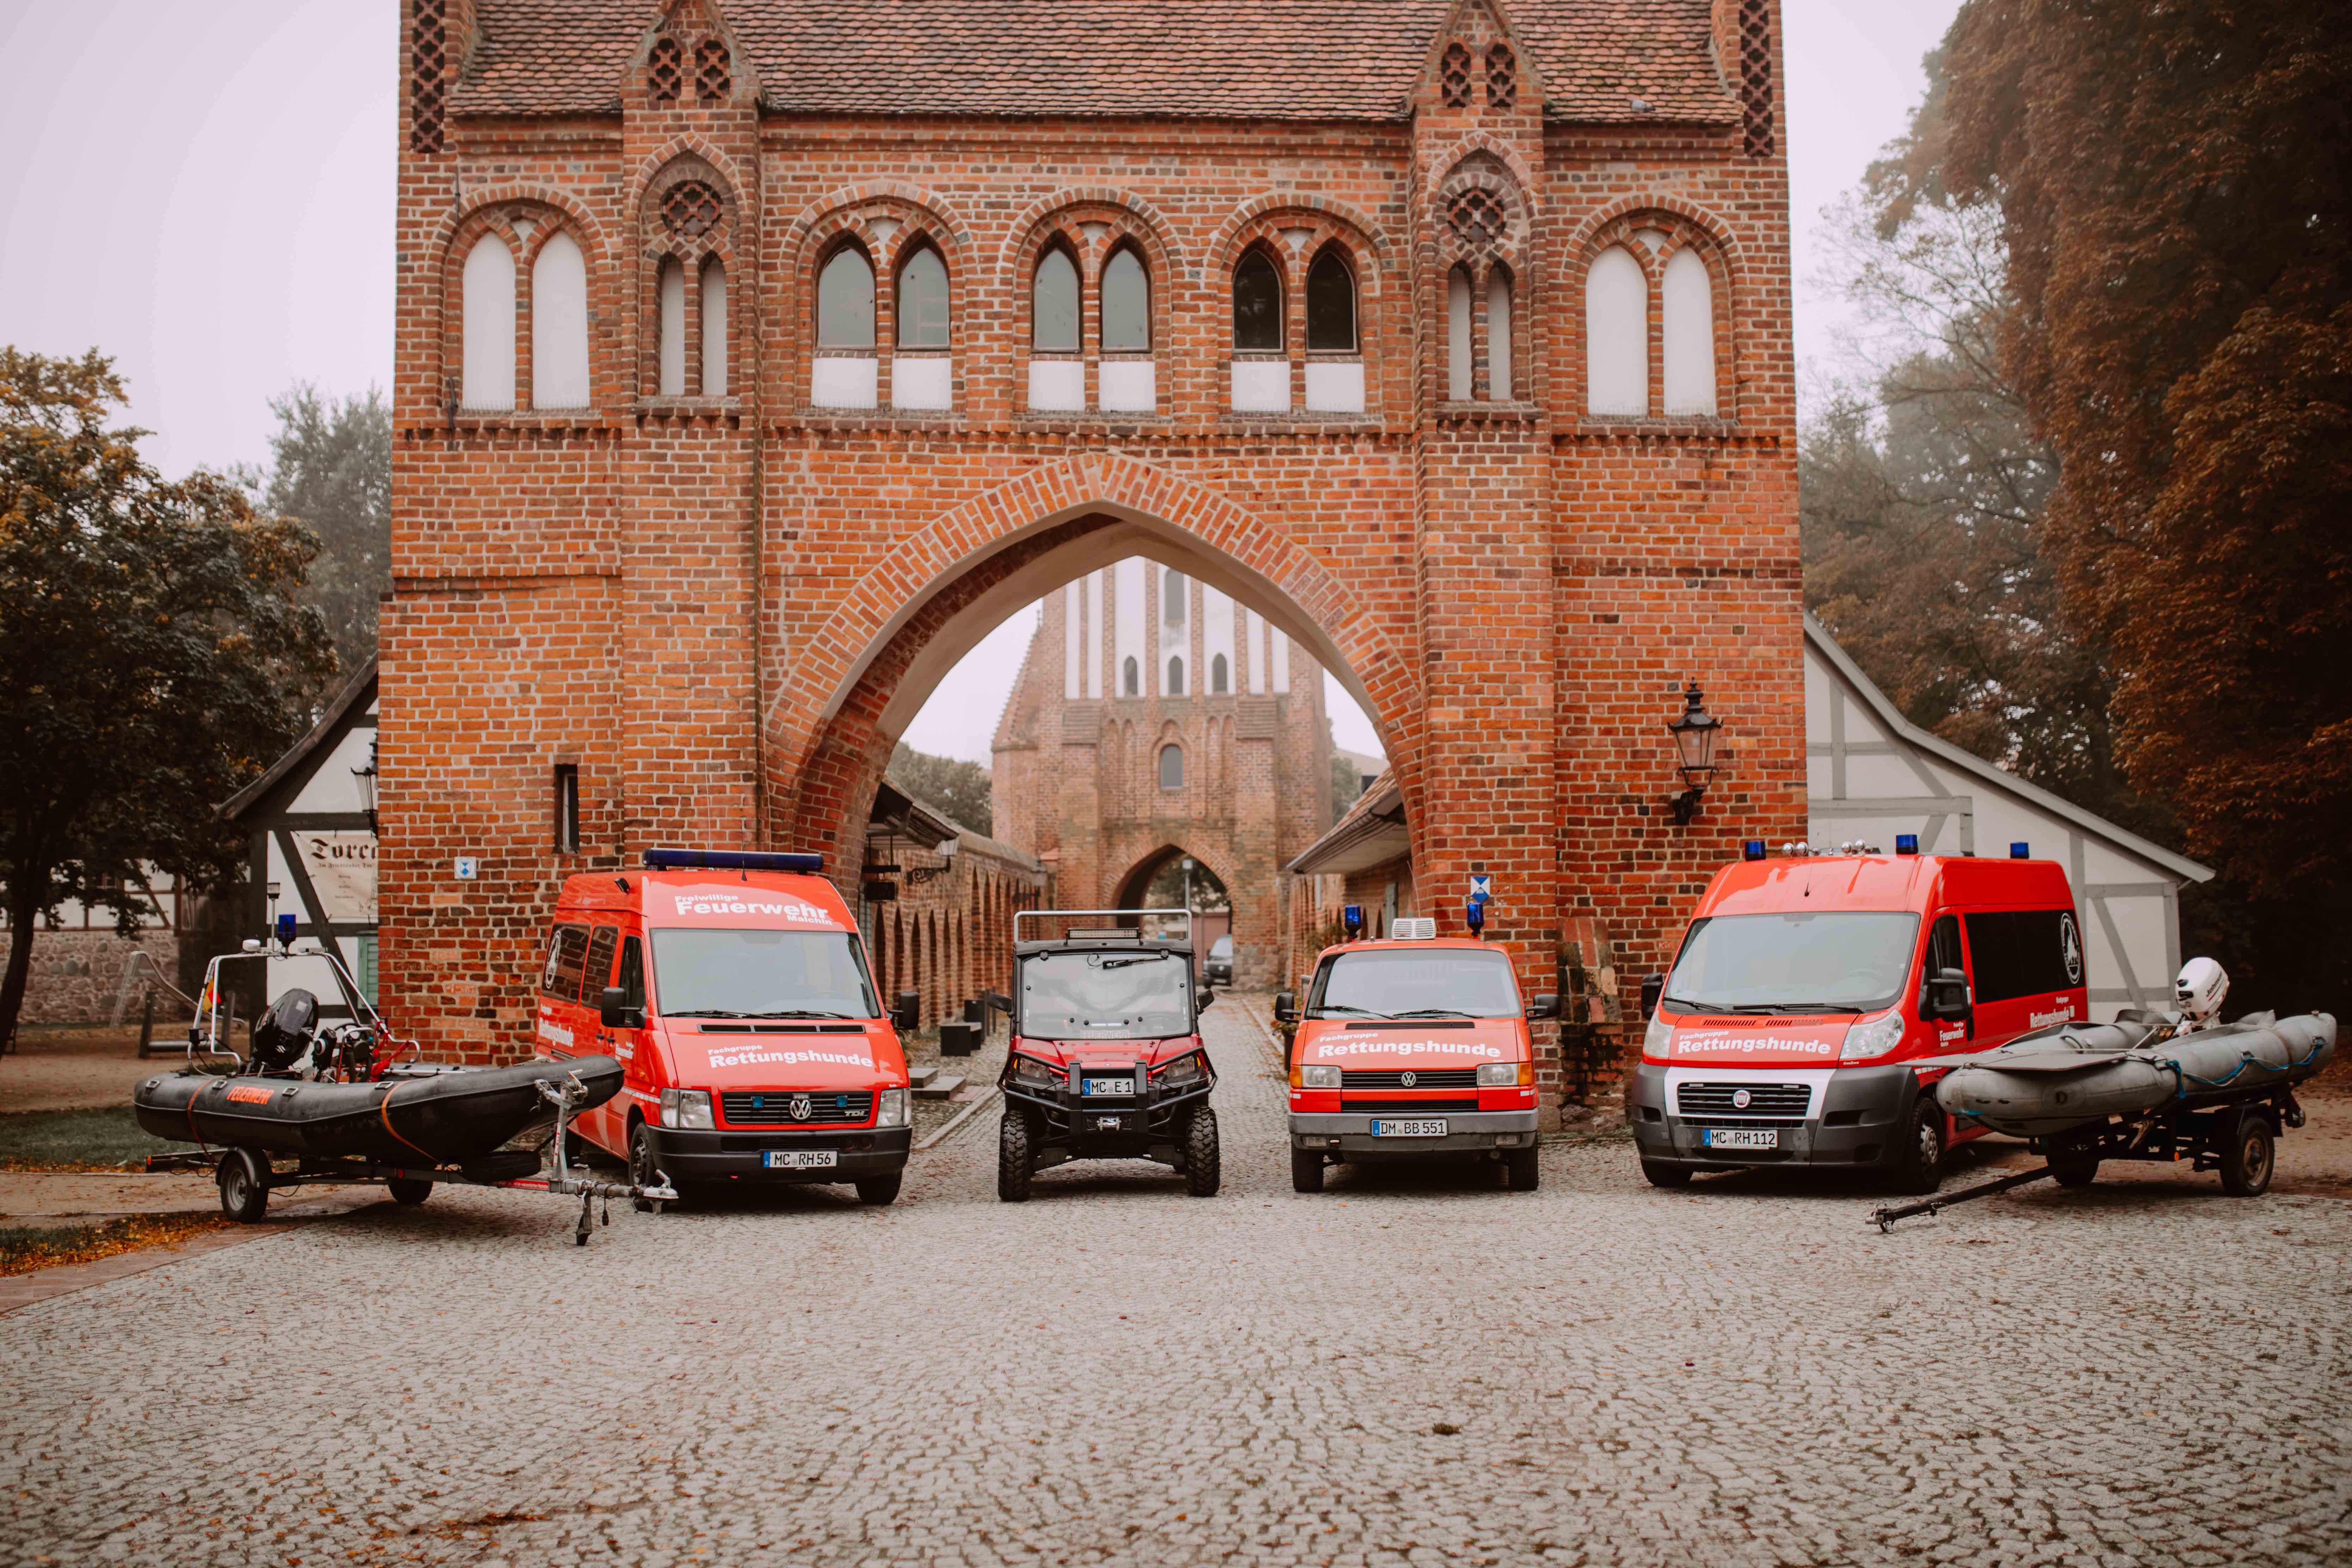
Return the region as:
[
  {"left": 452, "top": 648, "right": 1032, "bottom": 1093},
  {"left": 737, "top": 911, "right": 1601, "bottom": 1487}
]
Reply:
[
  {"left": 1082, "top": 1078, "right": 1135, "bottom": 1097},
  {"left": 1371, "top": 1119, "right": 1448, "bottom": 1137},
  {"left": 763, "top": 1149, "right": 838, "bottom": 1169},
  {"left": 1702, "top": 1128, "right": 1778, "bottom": 1150}
]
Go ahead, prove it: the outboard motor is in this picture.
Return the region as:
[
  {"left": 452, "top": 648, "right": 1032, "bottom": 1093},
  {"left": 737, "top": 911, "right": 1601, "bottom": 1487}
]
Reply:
[
  {"left": 2175, "top": 957, "right": 2230, "bottom": 1032},
  {"left": 248, "top": 988, "right": 320, "bottom": 1071}
]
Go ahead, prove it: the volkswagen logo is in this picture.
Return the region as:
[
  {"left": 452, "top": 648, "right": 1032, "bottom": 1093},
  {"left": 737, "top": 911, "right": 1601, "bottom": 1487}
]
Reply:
[
  {"left": 1400, "top": 1070, "right": 1418, "bottom": 1087},
  {"left": 1732, "top": 1088, "right": 1752, "bottom": 1110},
  {"left": 789, "top": 1094, "right": 813, "bottom": 1122}
]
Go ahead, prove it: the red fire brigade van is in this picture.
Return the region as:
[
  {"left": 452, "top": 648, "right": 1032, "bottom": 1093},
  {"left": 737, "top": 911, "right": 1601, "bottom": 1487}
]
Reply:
[
  {"left": 1276, "top": 919, "right": 1558, "bottom": 1193},
  {"left": 533, "top": 848, "right": 915, "bottom": 1206},
  {"left": 1628, "top": 841, "right": 2089, "bottom": 1192}
]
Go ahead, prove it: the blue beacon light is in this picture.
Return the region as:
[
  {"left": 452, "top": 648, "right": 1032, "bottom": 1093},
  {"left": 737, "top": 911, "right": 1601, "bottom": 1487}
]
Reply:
[
  {"left": 1895, "top": 834, "right": 1919, "bottom": 856},
  {"left": 1464, "top": 898, "right": 1486, "bottom": 936},
  {"left": 275, "top": 912, "right": 297, "bottom": 946},
  {"left": 2010, "top": 842, "right": 2031, "bottom": 860},
  {"left": 1742, "top": 840, "right": 1766, "bottom": 862},
  {"left": 1342, "top": 904, "right": 1364, "bottom": 940}
]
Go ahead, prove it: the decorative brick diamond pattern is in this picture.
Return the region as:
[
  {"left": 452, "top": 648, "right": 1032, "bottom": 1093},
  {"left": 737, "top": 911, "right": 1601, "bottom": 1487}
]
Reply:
[
  {"left": 1484, "top": 43, "right": 1515, "bottom": 110},
  {"left": 1447, "top": 188, "right": 1505, "bottom": 252},
  {"left": 408, "top": 0, "right": 446, "bottom": 154},
  {"left": 1440, "top": 42, "right": 1473, "bottom": 108},
  {"left": 1739, "top": 0, "right": 1774, "bottom": 156},
  {"left": 660, "top": 181, "right": 724, "bottom": 240},
  {"left": 648, "top": 35, "right": 684, "bottom": 103},
  {"left": 695, "top": 38, "right": 731, "bottom": 101}
]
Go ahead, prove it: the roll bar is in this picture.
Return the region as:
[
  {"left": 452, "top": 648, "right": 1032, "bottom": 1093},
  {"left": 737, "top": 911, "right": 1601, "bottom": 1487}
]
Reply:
[{"left": 1014, "top": 908, "right": 1193, "bottom": 944}]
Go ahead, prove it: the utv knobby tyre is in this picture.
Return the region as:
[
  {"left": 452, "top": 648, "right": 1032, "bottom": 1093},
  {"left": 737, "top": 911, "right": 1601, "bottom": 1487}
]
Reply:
[
  {"left": 1183, "top": 1105, "right": 1222, "bottom": 1197},
  {"left": 216, "top": 1148, "right": 269, "bottom": 1224},
  {"left": 386, "top": 1177, "right": 433, "bottom": 1205},
  {"left": 1505, "top": 1145, "right": 1541, "bottom": 1192},
  {"left": 1892, "top": 1097, "right": 1946, "bottom": 1196},
  {"left": 2218, "top": 1111, "right": 2275, "bottom": 1197},
  {"left": 1640, "top": 1159, "right": 1692, "bottom": 1189},
  {"left": 854, "top": 1172, "right": 902, "bottom": 1206},
  {"left": 998, "top": 1110, "right": 1035, "bottom": 1203},
  {"left": 1290, "top": 1147, "right": 1325, "bottom": 1193}
]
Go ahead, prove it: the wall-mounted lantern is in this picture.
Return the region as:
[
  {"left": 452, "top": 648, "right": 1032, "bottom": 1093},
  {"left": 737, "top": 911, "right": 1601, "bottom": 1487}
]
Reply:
[
  {"left": 1665, "top": 679, "right": 1722, "bottom": 826},
  {"left": 353, "top": 739, "right": 379, "bottom": 834}
]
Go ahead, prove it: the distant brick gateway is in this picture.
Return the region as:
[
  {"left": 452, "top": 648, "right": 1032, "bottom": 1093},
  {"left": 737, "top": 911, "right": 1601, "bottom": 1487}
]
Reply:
[{"left": 384, "top": 0, "right": 1806, "bottom": 1105}]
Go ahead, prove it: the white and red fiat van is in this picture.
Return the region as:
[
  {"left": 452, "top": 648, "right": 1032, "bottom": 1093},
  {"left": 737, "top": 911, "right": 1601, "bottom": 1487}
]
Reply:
[
  {"left": 533, "top": 848, "right": 914, "bottom": 1205},
  {"left": 1628, "top": 843, "right": 2088, "bottom": 1192},
  {"left": 1276, "top": 921, "right": 1558, "bottom": 1193}
]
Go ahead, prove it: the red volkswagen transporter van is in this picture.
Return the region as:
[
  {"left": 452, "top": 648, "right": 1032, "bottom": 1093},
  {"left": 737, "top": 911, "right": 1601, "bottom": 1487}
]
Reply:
[
  {"left": 1628, "top": 843, "right": 2088, "bottom": 1193},
  {"left": 1278, "top": 921, "right": 1558, "bottom": 1193},
  {"left": 533, "top": 848, "right": 914, "bottom": 1206}
]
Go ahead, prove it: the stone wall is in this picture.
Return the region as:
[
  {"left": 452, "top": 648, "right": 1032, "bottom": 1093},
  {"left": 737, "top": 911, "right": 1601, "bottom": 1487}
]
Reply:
[{"left": 0, "top": 930, "right": 184, "bottom": 1028}]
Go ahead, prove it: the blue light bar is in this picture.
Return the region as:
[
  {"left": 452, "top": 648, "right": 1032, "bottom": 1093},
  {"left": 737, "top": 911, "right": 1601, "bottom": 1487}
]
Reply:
[
  {"left": 1895, "top": 834, "right": 1919, "bottom": 856},
  {"left": 2009, "top": 842, "right": 2030, "bottom": 860},
  {"left": 1742, "top": 840, "right": 1766, "bottom": 862},
  {"left": 643, "top": 847, "right": 825, "bottom": 874}
]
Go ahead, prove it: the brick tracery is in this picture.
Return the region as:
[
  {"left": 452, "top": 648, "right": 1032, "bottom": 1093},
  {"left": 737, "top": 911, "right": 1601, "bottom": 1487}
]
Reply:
[
  {"left": 1439, "top": 43, "right": 1474, "bottom": 107},
  {"left": 1738, "top": 0, "right": 1775, "bottom": 157},
  {"left": 408, "top": 0, "right": 447, "bottom": 154}
]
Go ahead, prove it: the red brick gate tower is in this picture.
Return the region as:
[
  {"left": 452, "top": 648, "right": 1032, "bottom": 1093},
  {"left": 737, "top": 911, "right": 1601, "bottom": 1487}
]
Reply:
[{"left": 384, "top": 0, "right": 1804, "bottom": 1100}]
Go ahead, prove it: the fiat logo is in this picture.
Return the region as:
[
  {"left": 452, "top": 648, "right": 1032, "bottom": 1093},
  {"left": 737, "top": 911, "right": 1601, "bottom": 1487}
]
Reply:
[
  {"left": 1400, "top": 1071, "right": 1418, "bottom": 1088},
  {"left": 1732, "top": 1088, "right": 1752, "bottom": 1109},
  {"left": 789, "top": 1094, "right": 813, "bottom": 1121}
]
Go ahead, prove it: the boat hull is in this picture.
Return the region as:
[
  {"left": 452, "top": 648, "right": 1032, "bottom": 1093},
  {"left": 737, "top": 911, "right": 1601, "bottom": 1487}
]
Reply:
[
  {"left": 135, "top": 1058, "right": 624, "bottom": 1165},
  {"left": 1934, "top": 1014, "right": 2334, "bottom": 1137}
]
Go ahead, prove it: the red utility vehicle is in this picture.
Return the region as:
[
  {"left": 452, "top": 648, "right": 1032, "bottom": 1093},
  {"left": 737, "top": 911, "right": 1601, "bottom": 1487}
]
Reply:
[
  {"left": 1277, "top": 919, "right": 1558, "bottom": 1193},
  {"left": 1628, "top": 842, "right": 2088, "bottom": 1192},
  {"left": 535, "top": 848, "right": 914, "bottom": 1206}
]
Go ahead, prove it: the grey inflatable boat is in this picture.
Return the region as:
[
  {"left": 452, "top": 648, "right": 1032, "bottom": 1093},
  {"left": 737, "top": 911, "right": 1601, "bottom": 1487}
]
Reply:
[{"left": 1928, "top": 1011, "right": 2336, "bottom": 1137}]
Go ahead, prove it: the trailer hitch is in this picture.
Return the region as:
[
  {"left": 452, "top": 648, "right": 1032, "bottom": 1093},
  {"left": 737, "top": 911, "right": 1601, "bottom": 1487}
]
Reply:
[
  {"left": 1868, "top": 1163, "right": 2056, "bottom": 1233},
  {"left": 534, "top": 1072, "right": 678, "bottom": 1245}
]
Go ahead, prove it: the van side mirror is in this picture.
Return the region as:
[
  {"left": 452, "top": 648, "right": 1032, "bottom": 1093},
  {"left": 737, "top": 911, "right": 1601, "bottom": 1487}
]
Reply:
[
  {"left": 598, "top": 986, "right": 642, "bottom": 1030},
  {"left": 1926, "top": 967, "right": 1970, "bottom": 1020},
  {"left": 892, "top": 990, "right": 920, "bottom": 1033},
  {"left": 1527, "top": 992, "right": 1559, "bottom": 1021},
  {"left": 1640, "top": 973, "right": 1665, "bottom": 1019},
  {"left": 1273, "top": 991, "right": 1296, "bottom": 1024}
]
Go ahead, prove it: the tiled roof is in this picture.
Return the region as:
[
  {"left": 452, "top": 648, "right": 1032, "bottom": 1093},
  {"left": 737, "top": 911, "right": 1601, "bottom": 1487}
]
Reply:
[{"left": 448, "top": 0, "right": 1737, "bottom": 125}]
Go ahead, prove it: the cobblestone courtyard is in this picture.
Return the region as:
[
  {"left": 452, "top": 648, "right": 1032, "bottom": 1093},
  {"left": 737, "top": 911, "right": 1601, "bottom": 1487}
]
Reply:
[{"left": 2, "top": 1000, "right": 2346, "bottom": 1566}]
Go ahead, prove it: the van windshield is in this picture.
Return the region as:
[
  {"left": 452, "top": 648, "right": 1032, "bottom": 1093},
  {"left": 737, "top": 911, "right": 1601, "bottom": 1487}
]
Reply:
[
  {"left": 1308, "top": 948, "right": 1521, "bottom": 1019},
  {"left": 1663, "top": 912, "right": 1920, "bottom": 1014},
  {"left": 1020, "top": 949, "right": 1192, "bottom": 1038},
  {"left": 649, "top": 929, "right": 879, "bottom": 1019}
]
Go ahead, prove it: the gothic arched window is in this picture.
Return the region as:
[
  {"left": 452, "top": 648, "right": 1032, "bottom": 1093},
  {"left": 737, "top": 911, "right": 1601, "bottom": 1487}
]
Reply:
[
  {"left": 1586, "top": 246, "right": 1649, "bottom": 416},
  {"left": 1167, "top": 656, "right": 1185, "bottom": 696},
  {"left": 1101, "top": 246, "right": 1151, "bottom": 351},
  {"left": 1211, "top": 653, "right": 1229, "bottom": 694},
  {"left": 1233, "top": 251, "right": 1282, "bottom": 351},
  {"left": 1662, "top": 247, "right": 1718, "bottom": 415},
  {"left": 1159, "top": 745, "right": 1184, "bottom": 790},
  {"left": 1122, "top": 655, "right": 1140, "bottom": 697},
  {"left": 1033, "top": 247, "right": 1081, "bottom": 351},
  {"left": 1486, "top": 265, "right": 1514, "bottom": 400},
  {"left": 698, "top": 258, "right": 728, "bottom": 396},
  {"left": 530, "top": 230, "right": 589, "bottom": 408},
  {"left": 897, "top": 244, "right": 950, "bottom": 348},
  {"left": 1446, "top": 265, "right": 1474, "bottom": 401},
  {"left": 657, "top": 256, "right": 687, "bottom": 396},
  {"left": 460, "top": 233, "right": 515, "bottom": 410},
  {"left": 1306, "top": 250, "right": 1356, "bottom": 352},
  {"left": 817, "top": 246, "right": 876, "bottom": 347}
]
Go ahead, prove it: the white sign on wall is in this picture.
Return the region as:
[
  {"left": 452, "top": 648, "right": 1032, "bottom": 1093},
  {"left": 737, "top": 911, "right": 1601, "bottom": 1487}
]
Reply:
[{"left": 297, "top": 833, "right": 378, "bottom": 921}]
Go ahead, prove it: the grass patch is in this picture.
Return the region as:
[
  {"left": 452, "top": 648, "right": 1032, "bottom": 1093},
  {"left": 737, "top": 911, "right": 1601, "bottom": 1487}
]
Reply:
[
  {"left": 0, "top": 1106, "right": 202, "bottom": 1171},
  {"left": 0, "top": 1212, "right": 233, "bottom": 1277}
]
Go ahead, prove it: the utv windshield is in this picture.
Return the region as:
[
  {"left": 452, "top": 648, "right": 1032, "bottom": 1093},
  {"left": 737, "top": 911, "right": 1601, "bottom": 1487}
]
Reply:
[
  {"left": 649, "top": 929, "right": 879, "bottom": 1019},
  {"left": 1019, "top": 949, "right": 1193, "bottom": 1038},
  {"left": 1663, "top": 912, "right": 1920, "bottom": 1014},
  {"left": 1308, "top": 948, "right": 1521, "bottom": 1020}
]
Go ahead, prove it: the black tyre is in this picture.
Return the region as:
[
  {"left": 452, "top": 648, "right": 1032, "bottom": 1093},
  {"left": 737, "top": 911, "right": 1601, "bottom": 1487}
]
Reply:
[
  {"left": 1290, "top": 1147, "right": 1325, "bottom": 1193},
  {"left": 1640, "top": 1159, "right": 1692, "bottom": 1189},
  {"left": 629, "top": 1119, "right": 666, "bottom": 1212},
  {"left": 854, "top": 1172, "right": 902, "bottom": 1206},
  {"left": 1505, "top": 1145, "right": 1540, "bottom": 1192},
  {"left": 216, "top": 1149, "right": 269, "bottom": 1223},
  {"left": 386, "top": 1177, "right": 433, "bottom": 1205},
  {"left": 2050, "top": 1156, "right": 2099, "bottom": 1189},
  {"left": 1893, "top": 1097, "right": 1946, "bottom": 1195},
  {"left": 1184, "top": 1106, "right": 1222, "bottom": 1197},
  {"left": 997, "top": 1110, "right": 1034, "bottom": 1203},
  {"left": 2218, "top": 1111, "right": 2276, "bottom": 1197}
]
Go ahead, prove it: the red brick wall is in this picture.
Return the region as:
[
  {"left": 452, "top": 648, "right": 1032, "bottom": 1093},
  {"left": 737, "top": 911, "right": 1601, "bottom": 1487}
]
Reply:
[{"left": 384, "top": 0, "right": 1803, "bottom": 1085}]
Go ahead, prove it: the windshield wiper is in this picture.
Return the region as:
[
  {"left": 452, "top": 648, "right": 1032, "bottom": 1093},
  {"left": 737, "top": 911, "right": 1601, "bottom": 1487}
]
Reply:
[
  {"left": 1389, "top": 1007, "right": 1475, "bottom": 1019},
  {"left": 1307, "top": 1004, "right": 1387, "bottom": 1019},
  {"left": 663, "top": 1009, "right": 751, "bottom": 1018},
  {"left": 1730, "top": 1003, "right": 1868, "bottom": 1014},
  {"left": 1661, "top": 998, "right": 1731, "bottom": 1014},
  {"left": 1087, "top": 955, "right": 1166, "bottom": 970},
  {"left": 746, "top": 1009, "right": 862, "bottom": 1020}
]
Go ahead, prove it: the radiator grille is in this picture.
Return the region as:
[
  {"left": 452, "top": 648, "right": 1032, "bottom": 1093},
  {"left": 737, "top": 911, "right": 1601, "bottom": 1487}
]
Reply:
[
  {"left": 1342, "top": 1068, "right": 1479, "bottom": 1089},
  {"left": 1674, "top": 1082, "right": 1811, "bottom": 1118},
  {"left": 1341, "top": 1097, "right": 1477, "bottom": 1114},
  {"left": 722, "top": 1090, "right": 872, "bottom": 1125}
]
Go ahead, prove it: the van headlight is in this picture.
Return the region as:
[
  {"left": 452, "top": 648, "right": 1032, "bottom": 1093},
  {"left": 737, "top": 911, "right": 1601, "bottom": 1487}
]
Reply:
[
  {"left": 1296, "top": 1063, "right": 1341, "bottom": 1089},
  {"left": 1476, "top": 1061, "right": 1524, "bottom": 1087},
  {"left": 1643, "top": 1014, "right": 1674, "bottom": 1061},
  {"left": 659, "top": 1088, "right": 714, "bottom": 1130},
  {"left": 876, "top": 1087, "right": 910, "bottom": 1128},
  {"left": 1840, "top": 1010, "right": 1905, "bottom": 1062}
]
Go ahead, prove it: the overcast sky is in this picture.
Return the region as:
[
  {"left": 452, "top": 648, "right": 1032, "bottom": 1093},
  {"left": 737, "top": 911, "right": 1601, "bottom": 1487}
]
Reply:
[{"left": 0, "top": 0, "right": 1958, "bottom": 763}]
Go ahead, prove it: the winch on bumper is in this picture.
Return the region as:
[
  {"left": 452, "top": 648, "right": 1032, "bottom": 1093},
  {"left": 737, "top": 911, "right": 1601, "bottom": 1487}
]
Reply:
[
  {"left": 642, "top": 1124, "right": 913, "bottom": 1183},
  {"left": 1289, "top": 1109, "right": 1539, "bottom": 1159},
  {"left": 1625, "top": 1062, "right": 1916, "bottom": 1168}
]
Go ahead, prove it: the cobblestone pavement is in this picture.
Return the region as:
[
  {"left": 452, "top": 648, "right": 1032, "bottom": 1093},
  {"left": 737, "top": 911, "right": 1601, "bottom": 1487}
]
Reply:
[{"left": 3, "top": 997, "right": 2347, "bottom": 1566}]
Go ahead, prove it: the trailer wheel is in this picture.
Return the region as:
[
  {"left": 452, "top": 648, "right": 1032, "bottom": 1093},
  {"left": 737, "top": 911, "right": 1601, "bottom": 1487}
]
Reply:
[
  {"left": 1183, "top": 1106, "right": 1222, "bottom": 1197},
  {"left": 1290, "top": 1147, "right": 1325, "bottom": 1193},
  {"left": 2218, "top": 1111, "right": 2276, "bottom": 1197},
  {"left": 386, "top": 1177, "right": 433, "bottom": 1205},
  {"left": 997, "top": 1110, "right": 1035, "bottom": 1203},
  {"left": 2050, "top": 1156, "right": 2099, "bottom": 1189},
  {"left": 1893, "top": 1099, "right": 1946, "bottom": 1195},
  {"left": 216, "top": 1149, "right": 269, "bottom": 1223},
  {"left": 1641, "top": 1159, "right": 1693, "bottom": 1189},
  {"left": 1505, "top": 1145, "right": 1541, "bottom": 1192}
]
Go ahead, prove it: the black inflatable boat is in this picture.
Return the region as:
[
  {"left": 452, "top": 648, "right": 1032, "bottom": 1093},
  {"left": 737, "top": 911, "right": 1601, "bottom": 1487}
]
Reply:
[{"left": 136, "top": 1056, "right": 623, "bottom": 1166}]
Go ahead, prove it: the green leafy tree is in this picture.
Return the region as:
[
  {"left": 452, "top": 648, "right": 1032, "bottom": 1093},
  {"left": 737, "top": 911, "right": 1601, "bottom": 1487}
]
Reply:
[
  {"left": 887, "top": 742, "right": 992, "bottom": 838},
  {"left": 0, "top": 349, "right": 334, "bottom": 1048},
  {"left": 263, "top": 384, "right": 390, "bottom": 677}
]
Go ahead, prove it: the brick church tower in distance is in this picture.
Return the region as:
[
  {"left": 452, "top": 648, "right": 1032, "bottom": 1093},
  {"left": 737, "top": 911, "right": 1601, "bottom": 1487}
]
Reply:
[{"left": 385, "top": 0, "right": 1804, "bottom": 1115}]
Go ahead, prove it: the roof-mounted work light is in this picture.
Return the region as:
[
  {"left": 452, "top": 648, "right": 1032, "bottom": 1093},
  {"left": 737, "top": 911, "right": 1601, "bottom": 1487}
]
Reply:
[{"left": 643, "top": 847, "right": 826, "bottom": 874}]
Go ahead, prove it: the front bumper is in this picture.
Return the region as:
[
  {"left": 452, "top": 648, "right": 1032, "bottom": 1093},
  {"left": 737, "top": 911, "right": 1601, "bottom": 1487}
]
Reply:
[
  {"left": 644, "top": 1124, "right": 912, "bottom": 1184},
  {"left": 1003, "top": 1076, "right": 1213, "bottom": 1164},
  {"left": 1626, "top": 1062, "right": 1914, "bottom": 1169},
  {"left": 1290, "top": 1110, "right": 1539, "bottom": 1158}
]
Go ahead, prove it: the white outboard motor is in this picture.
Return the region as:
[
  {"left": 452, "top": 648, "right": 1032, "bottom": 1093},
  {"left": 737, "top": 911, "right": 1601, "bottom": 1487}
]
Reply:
[{"left": 2175, "top": 957, "right": 2229, "bottom": 1032}]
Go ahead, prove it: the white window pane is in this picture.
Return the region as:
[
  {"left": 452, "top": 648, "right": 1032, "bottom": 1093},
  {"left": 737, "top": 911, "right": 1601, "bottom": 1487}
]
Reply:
[
  {"left": 1662, "top": 247, "right": 1717, "bottom": 415},
  {"left": 898, "top": 247, "right": 950, "bottom": 348},
  {"left": 1026, "top": 358, "right": 1085, "bottom": 411},
  {"left": 890, "top": 355, "right": 953, "bottom": 410},
  {"left": 817, "top": 248, "right": 875, "bottom": 348},
  {"left": 1586, "top": 246, "right": 1648, "bottom": 416},
  {"left": 1102, "top": 248, "right": 1149, "bottom": 350},
  {"left": 1446, "top": 267, "right": 1473, "bottom": 401},
  {"left": 1162, "top": 570, "right": 1186, "bottom": 625},
  {"left": 1487, "top": 270, "right": 1513, "bottom": 400},
  {"left": 461, "top": 234, "right": 515, "bottom": 410},
  {"left": 699, "top": 259, "right": 728, "bottom": 396},
  {"left": 530, "top": 230, "right": 589, "bottom": 408},
  {"left": 810, "top": 356, "right": 877, "bottom": 408},
  {"left": 658, "top": 258, "right": 686, "bottom": 396},
  {"left": 1033, "top": 249, "right": 1080, "bottom": 351}
]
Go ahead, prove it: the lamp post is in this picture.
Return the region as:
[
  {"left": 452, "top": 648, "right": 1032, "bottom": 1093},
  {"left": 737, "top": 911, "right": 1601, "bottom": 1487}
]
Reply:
[{"left": 1665, "top": 679, "right": 1722, "bottom": 826}]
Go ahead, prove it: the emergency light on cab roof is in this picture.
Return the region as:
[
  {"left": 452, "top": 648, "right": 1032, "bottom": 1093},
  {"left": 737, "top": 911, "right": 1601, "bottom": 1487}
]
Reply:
[
  {"left": 641, "top": 847, "right": 825, "bottom": 875},
  {"left": 1770, "top": 840, "right": 1883, "bottom": 858},
  {"left": 1389, "top": 917, "right": 1437, "bottom": 940}
]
